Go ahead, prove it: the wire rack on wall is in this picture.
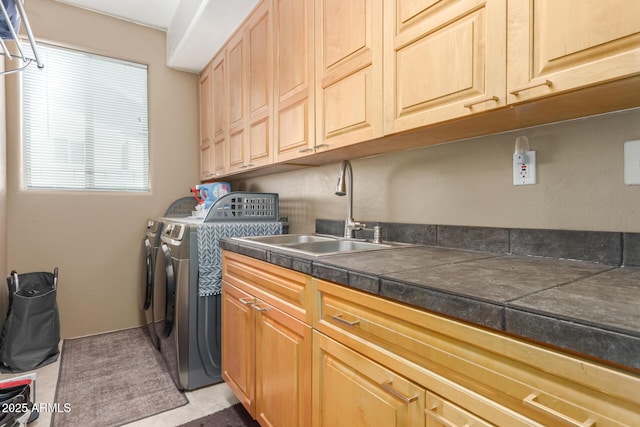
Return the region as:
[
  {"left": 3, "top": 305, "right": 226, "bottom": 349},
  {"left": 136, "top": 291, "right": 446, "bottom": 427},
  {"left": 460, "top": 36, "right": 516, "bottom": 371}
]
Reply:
[{"left": 1, "top": 0, "right": 43, "bottom": 75}]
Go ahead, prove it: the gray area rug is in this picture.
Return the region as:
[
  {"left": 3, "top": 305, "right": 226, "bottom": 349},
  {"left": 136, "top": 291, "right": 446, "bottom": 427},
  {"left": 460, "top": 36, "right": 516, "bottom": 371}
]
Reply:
[
  {"left": 178, "top": 403, "right": 259, "bottom": 427},
  {"left": 52, "top": 327, "right": 188, "bottom": 426}
]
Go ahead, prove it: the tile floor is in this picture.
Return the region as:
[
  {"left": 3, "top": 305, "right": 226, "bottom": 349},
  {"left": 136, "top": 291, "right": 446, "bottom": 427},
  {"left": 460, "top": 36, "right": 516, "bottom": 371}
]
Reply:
[{"left": 1, "top": 340, "right": 239, "bottom": 426}]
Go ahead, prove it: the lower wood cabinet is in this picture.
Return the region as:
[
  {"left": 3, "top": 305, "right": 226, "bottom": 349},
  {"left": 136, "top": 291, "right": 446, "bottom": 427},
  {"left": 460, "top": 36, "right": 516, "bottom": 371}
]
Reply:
[
  {"left": 222, "top": 252, "right": 640, "bottom": 427},
  {"left": 222, "top": 251, "right": 312, "bottom": 427},
  {"left": 313, "top": 331, "right": 425, "bottom": 427}
]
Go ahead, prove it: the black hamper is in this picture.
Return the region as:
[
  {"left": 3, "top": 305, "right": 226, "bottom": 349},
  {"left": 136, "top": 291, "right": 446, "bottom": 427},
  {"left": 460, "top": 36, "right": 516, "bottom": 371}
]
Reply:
[{"left": 0, "top": 268, "right": 60, "bottom": 372}]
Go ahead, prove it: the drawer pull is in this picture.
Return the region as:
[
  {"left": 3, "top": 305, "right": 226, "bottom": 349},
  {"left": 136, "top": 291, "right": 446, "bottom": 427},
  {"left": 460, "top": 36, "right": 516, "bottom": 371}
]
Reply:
[
  {"left": 331, "top": 314, "right": 360, "bottom": 327},
  {"left": 239, "top": 297, "right": 255, "bottom": 306},
  {"left": 523, "top": 394, "right": 595, "bottom": 427},
  {"left": 510, "top": 79, "right": 552, "bottom": 95},
  {"left": 253, "top": 304, "right": 271, "bottom": 312},
  {"left": 463, "top": 95, "right": 499, "bottom": 108},
  {"left": 425, "top": 405, "right": 468, "bottom": 427},
  {"left": 380, "top": 381, "right": 418, "bottom": 404}
]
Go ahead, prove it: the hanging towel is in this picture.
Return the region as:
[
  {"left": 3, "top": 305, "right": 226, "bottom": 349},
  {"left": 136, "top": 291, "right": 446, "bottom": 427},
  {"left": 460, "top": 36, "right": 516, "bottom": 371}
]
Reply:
[
  {"left": 196, "top": 222, "right": 283, "bottom": 296},
  {"left": 0, "top": 0, "right": 21, "bottom": 40}
]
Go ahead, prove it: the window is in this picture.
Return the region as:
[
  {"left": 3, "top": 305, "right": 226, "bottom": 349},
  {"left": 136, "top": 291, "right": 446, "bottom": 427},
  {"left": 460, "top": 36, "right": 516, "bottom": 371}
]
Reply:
[{"left": 22, "top": 43, "right": 149, "bottom": 192}]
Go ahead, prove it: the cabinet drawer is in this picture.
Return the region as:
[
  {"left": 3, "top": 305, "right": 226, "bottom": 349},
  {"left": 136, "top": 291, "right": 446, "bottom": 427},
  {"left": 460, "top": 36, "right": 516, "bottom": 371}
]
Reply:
[
  {"left": 315, "top": 279, "right": 640, "bottom": 426},
  {"left": 223, "top": 251, "right": 312, "bottom": 324}
]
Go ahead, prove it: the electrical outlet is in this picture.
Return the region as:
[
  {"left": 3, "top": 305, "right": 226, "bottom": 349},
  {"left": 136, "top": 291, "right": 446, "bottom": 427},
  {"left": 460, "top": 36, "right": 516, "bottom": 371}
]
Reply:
[{"left": 513, "top": 150, "right": 536, "bottom": 185}]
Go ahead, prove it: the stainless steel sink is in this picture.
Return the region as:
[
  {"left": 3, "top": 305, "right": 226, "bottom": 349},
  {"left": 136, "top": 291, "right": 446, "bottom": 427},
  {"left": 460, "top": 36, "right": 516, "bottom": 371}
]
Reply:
[
  {"left": 239, "top": 234, "right": 336, "bottom": 245},
  {"left": 234, "top": 234, "right": 414, "bottom": 256}
]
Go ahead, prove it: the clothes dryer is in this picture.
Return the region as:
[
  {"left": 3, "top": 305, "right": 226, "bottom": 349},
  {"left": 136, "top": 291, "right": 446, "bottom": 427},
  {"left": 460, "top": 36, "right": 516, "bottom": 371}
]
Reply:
[{"left": 141, "top": 218, "right": 162, "bottom": 349}]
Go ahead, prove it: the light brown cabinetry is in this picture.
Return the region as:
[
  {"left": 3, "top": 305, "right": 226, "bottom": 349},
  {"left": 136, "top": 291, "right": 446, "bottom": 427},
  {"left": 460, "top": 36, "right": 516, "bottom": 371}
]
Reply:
[
  {"left": 313, "top": 332, "right": 426, "bottom": 427},
  {"left": 507, "top": 0, "right": 640, "bottom": 104},
  {"left": 383, "top": 0, "right": 507, "bottom": 134},
  {"left": 226, "top": 0, "right": 274, "bottom": 174},
  {"left": 314, "top": 0, "right": 384, "bottom": 151},
  {"left": 315, "top": 278, "right": 640, "bottom": 427},
  {"left": 273, "top": 0, "right": 315, "bottom": 161},
  {"left": 199, "top": 64, "right": 214, "bottom": 180},
  {"left": 246, "top": 0, "right": 274, "bottom": 170},
  {"left": 221, "top": 253, "right": 640, "bottom": 426},
  {"left": 222, "top": 251, "right": 312, "bottom": 426},
  {"left": 227, "top": 29, "right": 247, "bottom": 173},
  {"left": 211, "top": 51, "right": 228, "bottom": 176}
]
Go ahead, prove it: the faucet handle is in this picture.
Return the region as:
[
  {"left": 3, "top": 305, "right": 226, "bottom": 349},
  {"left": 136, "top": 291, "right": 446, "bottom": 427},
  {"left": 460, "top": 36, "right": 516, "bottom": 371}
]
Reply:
[
  {"left": 371, "top": 225, "right": 382, "bottom": 244},
  {"left": 362, "top": 225, "right": 383, "bottom": 243}
]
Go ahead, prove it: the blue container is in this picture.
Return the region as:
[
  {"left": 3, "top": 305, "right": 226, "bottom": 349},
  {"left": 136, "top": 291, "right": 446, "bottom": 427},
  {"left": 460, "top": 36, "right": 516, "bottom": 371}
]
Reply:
[{"left": 198, "top": 183, "right": 231, "bottom": 208}]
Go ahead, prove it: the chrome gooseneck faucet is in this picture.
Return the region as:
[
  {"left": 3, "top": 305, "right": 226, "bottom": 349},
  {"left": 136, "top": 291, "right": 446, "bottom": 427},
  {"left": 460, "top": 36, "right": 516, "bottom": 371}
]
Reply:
[{"left": 335, "top": 160, "right": 365, "bottom": 238}]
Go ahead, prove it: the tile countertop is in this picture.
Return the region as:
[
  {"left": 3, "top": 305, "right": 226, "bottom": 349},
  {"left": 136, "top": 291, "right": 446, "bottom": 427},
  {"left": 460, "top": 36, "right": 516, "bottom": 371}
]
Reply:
[{"left": 220, "top": 240, "right": 640, "bottom": 373}]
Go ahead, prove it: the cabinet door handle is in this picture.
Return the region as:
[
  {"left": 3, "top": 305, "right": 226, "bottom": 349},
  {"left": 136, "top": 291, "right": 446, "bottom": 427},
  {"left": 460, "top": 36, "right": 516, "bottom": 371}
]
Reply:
[
  {"left": 298, "top": 147, "right": 314, "bottom": 153},
  {"left": 523, "top": 394, "right": 595, "bottom": 427},
  {"left": 331, "top": 314, "right": 360, "bottom": 327},
  {"left": 510, "top": 79, "right": 552, "bottom": 95},
  {"left": 425, "top": 405, "right": 468, "bottom": 427},
  {"left": 314, "top": 143, "right": 330, "bottom": 150},
  {"left": 463, "top": 95, "right": 499, "bottom": 108},
  {"left": 380, "top": 381, "right": 418, "bottom": 404},
  {"left": 239, "top": 297, "right": 254, "bottom": 306},
  {"left": 253, "top": 304, "right": 271, "bottom": 312}
]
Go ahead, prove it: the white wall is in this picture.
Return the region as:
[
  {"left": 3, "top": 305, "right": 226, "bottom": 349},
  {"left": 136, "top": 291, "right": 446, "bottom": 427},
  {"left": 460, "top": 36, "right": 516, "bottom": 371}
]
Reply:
[
  {"left": 4, "top": 0, "right": 200, "bottom": 338},
  {"left": 233, "top": 108, "right": 640, "bottom": 234}
]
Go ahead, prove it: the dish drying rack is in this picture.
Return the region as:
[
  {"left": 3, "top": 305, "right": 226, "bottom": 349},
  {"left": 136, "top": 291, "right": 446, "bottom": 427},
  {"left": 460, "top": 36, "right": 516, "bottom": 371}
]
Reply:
[{"left": 1, "top": 0, "right": 43, "bottom": 75}]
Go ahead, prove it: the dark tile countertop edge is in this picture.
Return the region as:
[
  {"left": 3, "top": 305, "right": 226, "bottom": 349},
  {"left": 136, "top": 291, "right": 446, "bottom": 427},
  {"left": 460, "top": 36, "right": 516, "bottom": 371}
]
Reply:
[{"left": 220, "top": 239, "right": 640, "bottom": 373}]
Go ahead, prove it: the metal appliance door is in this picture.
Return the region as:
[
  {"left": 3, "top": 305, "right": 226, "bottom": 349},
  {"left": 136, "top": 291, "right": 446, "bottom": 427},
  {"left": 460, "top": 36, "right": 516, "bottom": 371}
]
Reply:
[
  {"left": 142, "top": 238, "right": 153, "bottom": 311},
  {"left": 160, "top": 243, "right": 176, "bottom": 339}
]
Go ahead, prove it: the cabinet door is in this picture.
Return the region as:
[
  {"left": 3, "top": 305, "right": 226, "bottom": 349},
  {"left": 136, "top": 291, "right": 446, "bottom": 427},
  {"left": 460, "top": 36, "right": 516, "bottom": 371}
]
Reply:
[
  {"left": 255, "top": 300, "right": 312, "bottom": 427},
  {"left": 246, "top": 0, "right": 274, "bottom": 169},
  {"left": 313, "top": 332, "right": 426, "bottom": 427},
  {"left": 274, "top": 0, "right": 316, "bottom": 162},
  {"left": 384, "top": 0, "right": 507, "bottom": 135},
  {"left": 211, "top": 51, "right": 228, "bottom": 175},
  {"left": 222, "top": 281, "right": 256, "bottom": 416},
  {"left": 315, "top": 0, "right": 383, "bottom": 151},
  {"left": 507, "top": 0, "right": 640, "bottom": 104},
  {"left": 199, "top": 65, "right": 214, "bottom": 180},
  {"left": 227, "top": 30, "right": 247, "bottom": 173}
]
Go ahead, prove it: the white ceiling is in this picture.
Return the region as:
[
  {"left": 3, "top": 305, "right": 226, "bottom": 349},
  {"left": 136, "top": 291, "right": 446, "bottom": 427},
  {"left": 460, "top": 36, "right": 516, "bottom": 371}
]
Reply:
[{"left": 54, "top": 0, "right": 259, "bottom": 73}]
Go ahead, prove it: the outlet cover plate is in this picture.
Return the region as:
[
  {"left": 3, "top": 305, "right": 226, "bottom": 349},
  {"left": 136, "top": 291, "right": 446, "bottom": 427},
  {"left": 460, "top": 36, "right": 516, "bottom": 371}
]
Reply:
[
  {"left": 513, "top": 150, "right": 536, "bottom": 185},
  {"left": 624, "top": 140, "right": 640, "bottom": 185}
]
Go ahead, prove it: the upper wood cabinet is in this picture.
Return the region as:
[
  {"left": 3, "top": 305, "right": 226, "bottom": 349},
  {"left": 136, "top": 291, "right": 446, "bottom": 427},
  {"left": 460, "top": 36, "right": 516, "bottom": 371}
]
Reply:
[
  {"left": 227, "top": 29, "right": 248, "bottom": 173},
  {"left": 211, "top": 52, "right": 229, "bottom": 176},
  {"left": 199, "top": 0, "right": 640, "bottom": 180},
  {"left": 314, "top": 0, "right": 384, "bottom": 152},
  {"left": 507, "top": 0, "right": 640, "bottom": 104},
  {"left": 273, "top": 0, "right": 316, "bottom": 162},
  {"left": 199, "top": 64, "right": 214, "bottom": 180},
  {"left": 383, "top": 0, "right": 507, "bottom": 135},
  {"left": 225, "top": 0, "right": 274, "bottom": 175},
  {"left": 246, "top": 0, "right": 274, "bottom": 170}
]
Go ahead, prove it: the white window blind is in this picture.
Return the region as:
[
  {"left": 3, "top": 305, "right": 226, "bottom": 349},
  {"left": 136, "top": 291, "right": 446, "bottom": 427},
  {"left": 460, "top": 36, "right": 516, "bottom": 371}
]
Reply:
[{"left": 22, "top": 43, "right": 149, "bottom": 192}]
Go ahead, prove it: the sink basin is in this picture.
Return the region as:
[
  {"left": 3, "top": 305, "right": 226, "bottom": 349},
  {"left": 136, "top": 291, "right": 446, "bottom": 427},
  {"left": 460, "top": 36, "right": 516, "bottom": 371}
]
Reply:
[
  {"left": 240, "top": 234, "right": 336, "bottom": 245},
  {"left": 234, "top": 234, "right": 414, "bottom": 256}
]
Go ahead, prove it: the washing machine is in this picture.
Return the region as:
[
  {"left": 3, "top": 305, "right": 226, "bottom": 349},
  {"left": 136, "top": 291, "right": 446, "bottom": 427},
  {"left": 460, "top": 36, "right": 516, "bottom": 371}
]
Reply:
[
  {"left": 157, "top": 218, "right": 222, "bottom": 390},
  {"left": 154, "top": 192, "right": 282, "bottom": 391}
]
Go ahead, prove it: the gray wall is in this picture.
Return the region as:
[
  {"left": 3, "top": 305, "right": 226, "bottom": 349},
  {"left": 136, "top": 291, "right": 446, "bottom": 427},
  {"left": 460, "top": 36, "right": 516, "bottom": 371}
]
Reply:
[{"left": 233, "top": 108, "right": 640, "bottom": 234}]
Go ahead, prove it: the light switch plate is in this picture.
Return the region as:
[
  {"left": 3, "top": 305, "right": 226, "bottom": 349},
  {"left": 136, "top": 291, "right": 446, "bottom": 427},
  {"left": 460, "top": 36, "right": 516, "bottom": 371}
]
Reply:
[{"left": 624, "top": 140, "right": 640, "bottom": 185}]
